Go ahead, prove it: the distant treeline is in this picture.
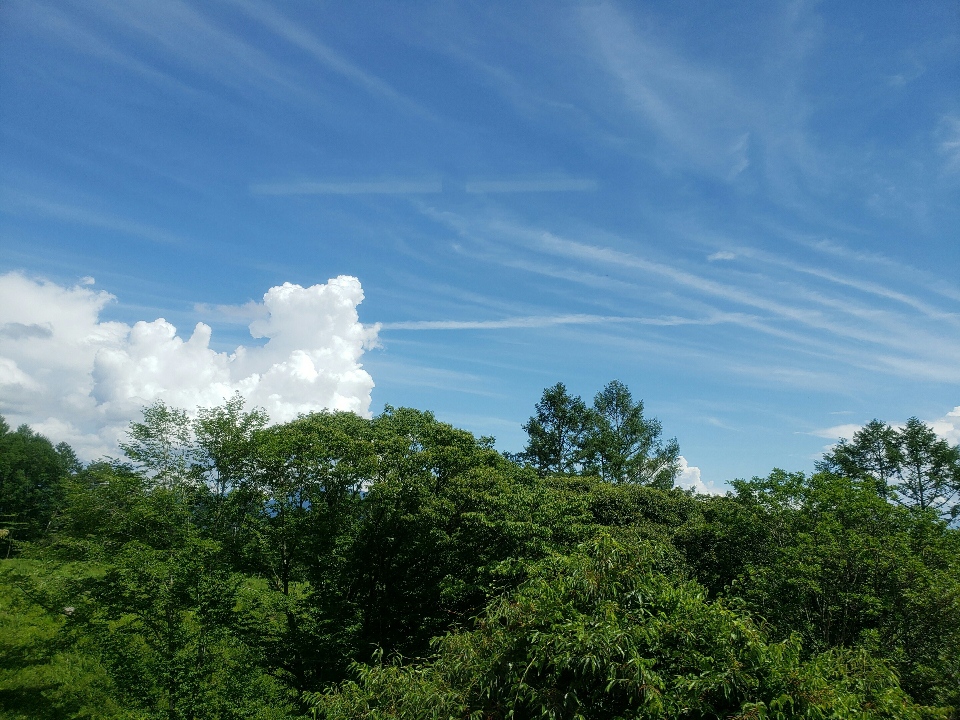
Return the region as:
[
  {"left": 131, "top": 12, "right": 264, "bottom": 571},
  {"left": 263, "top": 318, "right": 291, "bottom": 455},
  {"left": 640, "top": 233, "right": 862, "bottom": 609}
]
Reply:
[{"left": 1, "top": 382, "right": 959, "bottom": 719}]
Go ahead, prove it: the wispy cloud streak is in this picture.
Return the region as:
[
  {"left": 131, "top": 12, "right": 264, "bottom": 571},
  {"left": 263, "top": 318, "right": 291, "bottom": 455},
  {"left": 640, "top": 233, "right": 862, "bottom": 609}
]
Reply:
[
  {"left": 22, "top": 3, "right": 202, "bottom": 99},
  {"left": 71, "top": 0, "right": 327, "bottom": 108},
  {"left": 0, "top": 191, "right": 183, "bottom": 246},
  {"left": 425, "top": 208, "right": 960, "bottom": 385},
  {"left": 734, "top": 246, "right": 960, "bottom": 322},
  {"left": 251, "top": 180, "right": 443, "bottom": 195},
  {"left": 939, "top": 116, "right": 960, "bottom": 173},
  {"left": 226, "top": 0, "right": 431, "bottom": 117},
  {"left": 465, "top": 177, "right": 597, "bottom": 193},
  {"left": 578, "top": 3, "right": 757, "bottom": 179},
  {"left": 382, "top": 313, "right": 719, "bottom": 331}
]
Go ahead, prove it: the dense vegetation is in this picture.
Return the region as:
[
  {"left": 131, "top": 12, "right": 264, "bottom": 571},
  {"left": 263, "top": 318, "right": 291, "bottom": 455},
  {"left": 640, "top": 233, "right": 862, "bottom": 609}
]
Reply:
[{"left": 1, "top": 383, "right": 959, "bottom": 719}]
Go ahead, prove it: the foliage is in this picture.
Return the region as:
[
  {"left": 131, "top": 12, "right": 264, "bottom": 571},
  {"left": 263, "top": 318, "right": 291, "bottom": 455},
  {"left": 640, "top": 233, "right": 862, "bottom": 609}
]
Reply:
[
  {"left": 519, "top": 381, "right": 680, "bottom": 488},
  {"left": 311, "top": 534, "right": 944, "bottom": 720},
  {"left": 0, "top": 560, "right": 121, "bottom": 720},
  {"left": 819, "top": 417, "right": 960, "bottom": 520},
  {"left": 0, "top": 418, "right": 75, "bottom": 550},
  {"left": 731, "top": 470, "right": 960, "bottom": 708},
  {"left": 520, "top": 383, "right": 590, "bottom": 476},
  {"left": 17, "top": 467, "right": 300, "bottom": 719},
  {"left": 2, "top": 396, "right": 958, "bottom": 718},
  {"left": 332, "top": 407, "right": 591, "bottom": 665}
]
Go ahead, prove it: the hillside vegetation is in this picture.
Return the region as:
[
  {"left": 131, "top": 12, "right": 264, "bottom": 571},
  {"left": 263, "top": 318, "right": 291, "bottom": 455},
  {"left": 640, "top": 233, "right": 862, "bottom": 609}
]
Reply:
[{"left": 1, "top": 384, "right": 958, "bottom": 719}]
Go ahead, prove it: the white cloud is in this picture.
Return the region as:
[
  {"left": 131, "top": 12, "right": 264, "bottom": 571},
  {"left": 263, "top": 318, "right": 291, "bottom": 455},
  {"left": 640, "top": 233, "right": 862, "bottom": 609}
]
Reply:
[
  {"left": 0, "top": 272, "right": 379, "bottom": 459},
  {"left": 939, "top": 115, "right": 960, "bottom": 174},
  {"left": 806, "top": 423, "right": 862, "bottom": 441},
  {"left": 381, "top": 313, "right": 714, "bottom": 331},
  {"left": 931, "top": 406, "right": 960, "bottom": 445},
  {"left": 707, "top": 251, "right": 736, "bottom": 262},
  {"left": 809, "top": 409, "right": 960, "bottom": 450},
  {"left": 675, "top": 455, "right": 724, "bottom": 495}
]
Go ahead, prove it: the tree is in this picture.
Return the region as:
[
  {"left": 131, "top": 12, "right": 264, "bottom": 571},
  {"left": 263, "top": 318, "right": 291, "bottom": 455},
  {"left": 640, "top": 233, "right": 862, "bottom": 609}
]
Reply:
[
  {"left": 94, "top": 488, "right": 293, "bottom": 718},
  {"left": 583, "top": 380, "right": 679, "bottom": 488},
  {"left": 895, "top": 417, "right": 960, "bottom": 519},
  {"left": 817, "top": 419, "right": 900, "bottom": 497},
  {"left": 520, "top": 383, "right": 590, "bottom": 475},
  {"left": 730, "top": 470, "right": 960, "bottom": 708},
  {"left": 344, "top": 407, "right": 524, "bottom": 661},
  {"left": 0, "top": 417, "right": 74, "bottom": 547},
  {"left": 192, "top": 393, "right": 268, "bottom": 500},
  {"left": 819, "top": 417, "right": 960, "bottom": 520},
  {"left": 120, "top": 401, "right": 196, "bottom": 489},
  {"left": 311, "top": 534, "right": 941, "bottom": 719},
  {"left": 11, "top": 451, "right": 299, "bottom": 720}
]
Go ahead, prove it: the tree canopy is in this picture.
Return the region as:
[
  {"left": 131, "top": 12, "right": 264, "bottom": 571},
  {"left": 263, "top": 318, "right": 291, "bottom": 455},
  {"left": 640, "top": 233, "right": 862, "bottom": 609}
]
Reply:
[
  {"left": 1, "top": 391, "right": 958, "bottom": 718},
  {"left": 819, "top": 417, "right": 960, "bottom": 520},
  {"left": 520, "top": 380, "right": 680, "bottom": 487}
]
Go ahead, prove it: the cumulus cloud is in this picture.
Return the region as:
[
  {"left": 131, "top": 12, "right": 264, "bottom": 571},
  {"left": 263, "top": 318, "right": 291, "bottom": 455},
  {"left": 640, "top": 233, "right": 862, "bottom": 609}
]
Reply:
[
  {"left": 0, "top": 272, "right": 379, "bottom": 459},
  {"left": 931, "top": 406, "right": 960, "bottom": 445},
  {"left": 675, "top": 455, "right": 724, "bottom": 495}
]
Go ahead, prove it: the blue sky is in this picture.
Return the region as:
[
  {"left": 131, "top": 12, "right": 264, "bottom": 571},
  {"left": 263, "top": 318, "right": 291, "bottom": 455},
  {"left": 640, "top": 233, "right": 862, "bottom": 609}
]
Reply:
[{"left": 1, "top": 0, "right": 959, "bottom": 488}]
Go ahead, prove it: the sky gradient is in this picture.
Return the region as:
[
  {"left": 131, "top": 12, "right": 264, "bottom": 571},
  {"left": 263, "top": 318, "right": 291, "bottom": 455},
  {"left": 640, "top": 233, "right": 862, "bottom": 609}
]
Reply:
[{"left": 1, "top": 0, "right": 959, "bottom": 490}]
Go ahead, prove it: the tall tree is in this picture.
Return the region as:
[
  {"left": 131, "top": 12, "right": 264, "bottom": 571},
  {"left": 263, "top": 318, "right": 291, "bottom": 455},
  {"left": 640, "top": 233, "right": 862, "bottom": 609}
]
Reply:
[
  {"left": 819, "top": 417, "right": 960, "bottom": 520},
  {"left": 895, "top": 417, "right": 960, "bottom": 519},
  {"left": 817, "top": 419, "right": 901, "bottom": 496},
  {"left": 582, "top": 381, "right": 679, "bottom": 488},
  {"left": 520, "top": 383, "right": 590, "bottom": 475},
  {"left": 120, "top": 401, "right": 196, "bottom": 489},
  {"left": 192, "top": 393, "right": 268, "bottom": 500},
  {"left": 0, "top": 417, "right": 74, "bottom": 546}
]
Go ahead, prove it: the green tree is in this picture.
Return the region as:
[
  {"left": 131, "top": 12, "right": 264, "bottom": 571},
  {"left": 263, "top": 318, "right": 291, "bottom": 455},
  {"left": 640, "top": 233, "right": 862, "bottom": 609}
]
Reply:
[
  {"left": 203, "top": 410, "right": 378, "bottom": 691},
  {"left": 121, "top": 401, "right": 196, "bottom": 489},
  {"left": 583, "top": 380, "right": 679, "bottom": 488},
  {"left": 817, "top": 419, "right": 900, "bottom": 496},
  {"left": 0, "top": 417, "right": 75, "bottom": 548},
  {"left": 294, "top": 405, "right": 596, "bottom": 674},
  {"left": 819, "top": 417, "right": 960, "bottom": 520},
  {"left": 895, "top": 417, "right": 960, "bottom": 519},
  {"left": 520, "top": 383, "right": 590, "bottom": 476},
  {"left": 674, "top": 491, "right": 774, "bottom": 599},
  {"left": 731, "top": 470, "right": 960, "bottom": 708},
  {"left": 192, "top": 393, "right": 268, "bottom": 500},
  {"left": 44, "top": 458, "right": 297, "bottom": 719},
  {"left": 311, "top": 534, "right": 944, "bottom": 719},
  {"left": 345, "top": 407, "right": 526, "bottom": 659}
]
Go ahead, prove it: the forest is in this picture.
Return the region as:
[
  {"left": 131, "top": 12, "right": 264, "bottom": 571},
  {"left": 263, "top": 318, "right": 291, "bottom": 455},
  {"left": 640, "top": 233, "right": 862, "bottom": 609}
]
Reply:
[{"left": 1, "top": 381, "right": 959, "bottom": 719}]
